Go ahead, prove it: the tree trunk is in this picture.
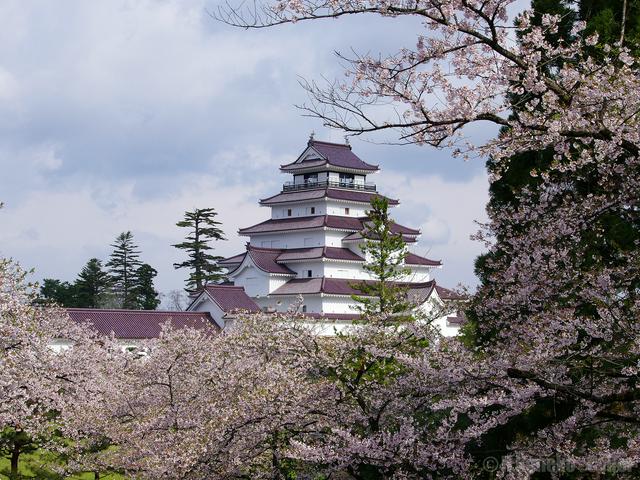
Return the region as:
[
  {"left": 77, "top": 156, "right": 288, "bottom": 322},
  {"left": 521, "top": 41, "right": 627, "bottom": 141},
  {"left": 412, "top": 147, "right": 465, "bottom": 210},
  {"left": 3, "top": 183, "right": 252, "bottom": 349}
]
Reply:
[
  {"left": 94, "top": 471, "right": 100, "bottom": 480},
  {"left": 10, "top": 442, "right": 20, "bottom": 479}
]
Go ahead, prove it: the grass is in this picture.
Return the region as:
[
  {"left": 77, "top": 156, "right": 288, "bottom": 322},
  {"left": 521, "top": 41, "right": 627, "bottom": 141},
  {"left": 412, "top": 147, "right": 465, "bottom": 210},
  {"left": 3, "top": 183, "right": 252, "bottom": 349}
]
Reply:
[{"left": 0, "top": 450, "right": 126, "bottom": 480}]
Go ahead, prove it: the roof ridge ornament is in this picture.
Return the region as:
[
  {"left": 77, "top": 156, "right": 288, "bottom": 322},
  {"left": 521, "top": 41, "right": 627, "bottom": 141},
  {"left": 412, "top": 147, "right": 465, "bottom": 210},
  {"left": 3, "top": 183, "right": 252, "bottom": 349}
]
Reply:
[{"left": 308, "top": 131, "right": 315, "bottom": 145}]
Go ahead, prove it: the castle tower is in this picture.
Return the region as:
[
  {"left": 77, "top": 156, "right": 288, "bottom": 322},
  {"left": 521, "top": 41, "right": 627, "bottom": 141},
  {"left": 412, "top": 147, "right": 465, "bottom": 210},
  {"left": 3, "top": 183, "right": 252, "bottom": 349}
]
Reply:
[{"left": 216, "top": 139, "right": 458, "bottom": 329}]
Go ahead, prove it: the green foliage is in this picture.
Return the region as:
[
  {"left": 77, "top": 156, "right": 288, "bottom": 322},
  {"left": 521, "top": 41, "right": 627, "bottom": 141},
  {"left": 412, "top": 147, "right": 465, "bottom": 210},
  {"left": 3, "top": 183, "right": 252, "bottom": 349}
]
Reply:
[
  {"left": 173, "top": 207, "right": 226, "bottom": 292},
  {"left": 134, "top": 264, "right": 160, "bottom": 310},
  {"left": 352, "top": 196, "right": 411, "bottom": 317},
  {"left": 0, "top": 446, "right": 126, "bottom": 479},
  {"left": 106, "top": 232, "right": 142, "bottom": 309},
  {"left": 465, "top": 0, "right": 640, "bottom": 471},
  {"left": 471, "top": 0, "right": 640, "bottom": 344},
  {"left": 39, "top": 279, "right": 78, "bottom": 307},
  {"left": 74, "top": 259, "right": 111, "bottom": 308}
]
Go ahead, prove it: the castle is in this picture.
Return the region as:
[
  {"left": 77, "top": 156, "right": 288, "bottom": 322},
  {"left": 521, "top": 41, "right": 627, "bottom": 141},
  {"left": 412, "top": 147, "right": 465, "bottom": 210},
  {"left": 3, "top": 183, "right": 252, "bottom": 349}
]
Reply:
[
  {"left": 186, "top": 138, "right": 463, "bottom": 336},
  {"left": 67, "top": 138, "right": 463, "bottom": 342}
]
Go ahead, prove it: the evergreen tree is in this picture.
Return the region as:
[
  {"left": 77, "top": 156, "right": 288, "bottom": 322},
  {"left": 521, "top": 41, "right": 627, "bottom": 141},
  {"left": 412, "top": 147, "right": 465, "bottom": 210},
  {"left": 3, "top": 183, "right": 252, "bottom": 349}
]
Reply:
[
  {"left": 74, "top": 258, "right": 111, "bottom": 308},
  {"left": 470, "top": 0, "right": 640, "bottom": 342},
  {"left": 352, "top": 196, "right": 411, "bottom": 317},
  {"left": 463, "top": 1, "right": 640, "bottom": 471},
  {"left": 173, "top": 208, "right": 226, "bottom": 292},
  {"left": 135, "top": 263, "right": 160, "bottom": 310},
  {"left": 106, "top": 231, "right": 142, "bottom": 309},
  {"left": 39, "top": 278, "right": 77, "bottom": 307}
]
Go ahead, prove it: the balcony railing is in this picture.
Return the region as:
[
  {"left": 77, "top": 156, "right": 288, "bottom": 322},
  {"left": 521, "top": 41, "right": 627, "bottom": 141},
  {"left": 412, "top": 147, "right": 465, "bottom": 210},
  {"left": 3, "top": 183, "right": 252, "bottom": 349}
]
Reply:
[{"left": 283, "top": 180, "right": 376, "bottom": 192}]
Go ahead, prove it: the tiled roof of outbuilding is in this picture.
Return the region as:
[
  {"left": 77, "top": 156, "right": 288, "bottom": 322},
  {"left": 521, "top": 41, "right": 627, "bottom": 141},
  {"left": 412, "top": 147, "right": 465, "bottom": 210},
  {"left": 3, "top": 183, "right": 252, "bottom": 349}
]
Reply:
[
  {"left": 203, "top": 285, "right": 261, "bottom": 312},
  {"left": 67, "top": 309, "right": 219, "bottom": 339}
]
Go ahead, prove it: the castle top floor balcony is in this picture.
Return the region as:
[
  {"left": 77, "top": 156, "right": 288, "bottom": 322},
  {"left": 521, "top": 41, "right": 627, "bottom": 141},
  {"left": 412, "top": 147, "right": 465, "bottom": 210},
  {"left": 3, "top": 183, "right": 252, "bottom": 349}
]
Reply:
[{"left": 282, "top": 180, "right": 376, "bottom": 193}]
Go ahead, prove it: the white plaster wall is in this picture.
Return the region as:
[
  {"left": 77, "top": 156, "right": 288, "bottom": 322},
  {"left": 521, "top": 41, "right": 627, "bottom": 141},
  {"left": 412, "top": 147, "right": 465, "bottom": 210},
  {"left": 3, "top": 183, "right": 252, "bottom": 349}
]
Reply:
[
  {"left": 324, "top": 262, "right": 371, "bottom": 280},
  {"left": 250, "top": 230, "right": 327, "bottom": 249},
  {"left": 268, "top": 276, "right": 291, "bottom": 294},
  {"left": 230, "top": 264, "right": 271, "bottom": 298},
  {"left": 271, "top": 203, "right": 326, "bottom": 219},
  {"left": 270, "top": 199, "right": 370, "bottom": 219},
  {"left": 189, "top": 295, "right": 226, "bottom": 329},
  {"left": 325, "top": 230, "right": 349, "bottom": 247},
  {"left": 321, "top": 296, "right": 360, "bottom": 314},
  {"left": 326, "top": 201, "right": 367, "bottom": 217},
  {"left": 431, "top": 315, "right": 461, "bottom": 337},
  {"left": 286, "top": 260, "right": 321, "bottom": 278},
  {"left": 400, "top": 266, "right": 432, "bottom": 283},
  {"left": 260, "top": 295, "right": 324, "bottom": 314}
]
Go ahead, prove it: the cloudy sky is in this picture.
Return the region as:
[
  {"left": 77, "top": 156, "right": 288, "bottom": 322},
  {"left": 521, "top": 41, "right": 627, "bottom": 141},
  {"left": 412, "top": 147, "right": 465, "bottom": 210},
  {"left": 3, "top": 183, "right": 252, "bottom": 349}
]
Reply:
[{"left": 0, "top": 1, "right": 501, "bottom": 301}]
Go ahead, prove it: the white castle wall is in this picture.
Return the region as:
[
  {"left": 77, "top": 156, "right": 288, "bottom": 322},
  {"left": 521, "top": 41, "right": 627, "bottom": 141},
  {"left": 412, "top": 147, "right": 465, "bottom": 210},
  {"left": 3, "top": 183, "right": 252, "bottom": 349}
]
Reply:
[
  {"left": 322, "top": 296, "right": 360, "bottom": 314},
  {"left": 252, "top": 231, "right": 326, "bottom": 249},
  {"left": 270, "top": 199, "right": 370, "bottom": 220},
  {"left": 232, "top": 264, "right": 272, "bottom": 298}
]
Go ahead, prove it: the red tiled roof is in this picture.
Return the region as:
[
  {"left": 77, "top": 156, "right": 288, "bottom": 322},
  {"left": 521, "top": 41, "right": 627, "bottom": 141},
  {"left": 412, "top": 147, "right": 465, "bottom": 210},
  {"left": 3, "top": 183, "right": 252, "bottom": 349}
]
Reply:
[
  {"left": 270, "top": 277, "right": 436, "bottom": 297},
  {"left": 219, "top": 252, "right": 246, "bottom": 266},
  {"left": 276, "top": 246, "right": 364, "bottom": 263},
  {"left": 405, "top": 252, "right": 442, "bottom": 267},
  {"left": 281, "top": 140, "right": 379, "bottom": 172},
  {"left": 239, "top": 215, "right": 420, "bottom": 237},
  {"left": 259, "top": 188, "right": 399, "bottom": 206},
  {"left": 435, "top": 285, "right": 467, "bottom": 301},
  {"left": 67, "top": 308, "right": 219, "bottom": 339},
  {"left": 341, "top": 232, "right": 418, "bottom": 244},
  {"left": 225, "top": 246, "right": 365, "bottom": 268},
  {"left": 239, "top": 215, "right": 326, "bottom": 235},
  {"left": 204, "top": 285, "right": 261, "bottom": 312},
  {"left": 248, "top": 246, "right": 296, "bottom": 275}
]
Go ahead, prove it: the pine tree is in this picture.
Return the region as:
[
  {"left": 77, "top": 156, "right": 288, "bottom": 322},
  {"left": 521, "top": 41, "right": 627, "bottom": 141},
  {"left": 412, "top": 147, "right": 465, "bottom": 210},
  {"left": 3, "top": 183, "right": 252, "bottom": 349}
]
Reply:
[
  {"left": 74, "top": 258, "right": 111, "bottom": 308},
  {"left": 135, "top": 263, "right": 160, "bottom": 310},
  {"left": 352, "top": 196, "right": 411, "bottom": 317},
  {"left": 106, "top": 231, "right": 142, "bottom": 309},
  {"left": 173, "top": 208, "right": 226, "bottom": 292}
]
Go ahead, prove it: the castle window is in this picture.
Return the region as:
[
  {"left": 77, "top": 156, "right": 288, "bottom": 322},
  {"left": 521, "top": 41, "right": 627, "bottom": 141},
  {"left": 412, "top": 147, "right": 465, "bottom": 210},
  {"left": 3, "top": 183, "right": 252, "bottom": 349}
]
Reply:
[
  {"left": 302, "top": 305, "right": 307, "bottom": 313},
  {"left": 287, "top": 208, "right": 292, "bottom": 217},
  {"left": 345, "top": 207, "right": 350, "bottom": 215},
  {"left": 339, "top": 173, "right": 354, "bottom": 186},
  {"left": 307, "top": 270, "right": 312, "bottom": 278},
  {"left": 310, "top": 207, "right": 315, "bottom": 214}
]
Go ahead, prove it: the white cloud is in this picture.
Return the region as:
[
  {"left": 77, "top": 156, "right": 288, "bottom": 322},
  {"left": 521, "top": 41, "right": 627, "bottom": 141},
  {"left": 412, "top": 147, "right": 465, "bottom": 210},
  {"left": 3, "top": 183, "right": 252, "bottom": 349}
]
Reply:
[
  {"left": 378, "top": 170, "right": 490, "bottom": 289},
  {"left": 0, "top": 0, "right": 495, "bottom": 296}
]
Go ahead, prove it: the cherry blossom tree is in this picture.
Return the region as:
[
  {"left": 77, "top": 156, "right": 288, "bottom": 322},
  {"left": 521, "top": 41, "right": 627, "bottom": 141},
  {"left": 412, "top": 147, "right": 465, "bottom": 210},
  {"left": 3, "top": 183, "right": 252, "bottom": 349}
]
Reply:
[
  {"left": 0, "top": 258, "right": 122, "bottom": 478},
  {"left": 215, "top": 1, "right": 640, "bottom": 477},
  {"left": 71, "top": 314, "right": 331, "bottom": 479}
]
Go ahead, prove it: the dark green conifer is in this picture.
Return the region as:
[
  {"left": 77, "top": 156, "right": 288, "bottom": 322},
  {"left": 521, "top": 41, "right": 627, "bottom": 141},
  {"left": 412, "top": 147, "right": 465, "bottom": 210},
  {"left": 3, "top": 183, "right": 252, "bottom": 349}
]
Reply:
[
  {"left": 135, "top": 263, "right": 160, "bottom": 310},
  {"left": 352, "top": 196, "right": 411, "bottom": 318},
  {"left": 74, "top": 258, "right": 111, "bottom": 308},
  {"left": 106, "top": 231, "right": 142, "bottom": 309},
  {"left": 173, "top": 208, "right": 226, "bottom": 292}
]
